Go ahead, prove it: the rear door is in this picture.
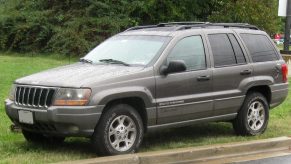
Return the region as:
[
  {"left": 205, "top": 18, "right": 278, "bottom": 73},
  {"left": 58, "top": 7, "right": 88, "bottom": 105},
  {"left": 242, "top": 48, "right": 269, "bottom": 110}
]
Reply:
[{"left": 205, "top": 30, "right": 253, "bottom": 116}]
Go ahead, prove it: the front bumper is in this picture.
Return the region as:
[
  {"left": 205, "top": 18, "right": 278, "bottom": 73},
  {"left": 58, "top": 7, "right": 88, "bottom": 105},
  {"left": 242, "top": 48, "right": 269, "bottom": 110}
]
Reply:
[{"left": 5, "top": 99, "right": 104, "bottom": 137}]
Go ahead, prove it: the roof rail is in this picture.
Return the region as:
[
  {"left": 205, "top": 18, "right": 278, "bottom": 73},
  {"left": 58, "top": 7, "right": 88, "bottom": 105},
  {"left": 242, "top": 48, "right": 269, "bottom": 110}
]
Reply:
[
  {"left": 125, "top": 22, "right": 209, "bottom": 31},
  {"left": 210, "top": 23, "right": 259, "bottom": 30},
  {"left": 174, "top": 23, "right": 259, "bottom": 31},
  {"left": 158, "top": 22, "right": 210, "bottom": 26},
  {"left": 124, "top": 22, "right": 259, "bottom": 32}
]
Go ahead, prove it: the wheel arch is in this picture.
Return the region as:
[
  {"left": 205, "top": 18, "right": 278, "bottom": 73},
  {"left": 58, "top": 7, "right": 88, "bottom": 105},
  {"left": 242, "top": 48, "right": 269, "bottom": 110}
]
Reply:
[
  {"left": 92, "top": 88, "right": 155, "bottom": 132},
  {"left": 102, "top": 97, "right": 148, "bottom": 132},
  {"left": 245, "top": 85, "right": 271, "bottom": 105}
]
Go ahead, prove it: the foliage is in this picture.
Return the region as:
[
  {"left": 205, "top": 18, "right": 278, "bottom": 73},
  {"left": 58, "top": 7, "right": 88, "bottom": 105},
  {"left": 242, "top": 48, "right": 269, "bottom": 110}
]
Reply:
[
  {"left": 0, "top": 0, "right": 138, "bottom": 56},
  {"left": 0, "top": 0, "right": 282, "bottom": 56},
  {"left": 208, "top": 0, "right": 281, "bottom": 35}
]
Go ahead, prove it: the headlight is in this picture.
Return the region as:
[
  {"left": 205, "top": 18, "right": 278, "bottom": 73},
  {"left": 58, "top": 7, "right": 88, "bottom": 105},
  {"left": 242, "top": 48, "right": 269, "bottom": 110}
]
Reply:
[
  {"left": 8, "top": 84, "right": 16, "bottom": 101},
  {"left": 53, "top": 88, "right": 91, "bottom": 106}
]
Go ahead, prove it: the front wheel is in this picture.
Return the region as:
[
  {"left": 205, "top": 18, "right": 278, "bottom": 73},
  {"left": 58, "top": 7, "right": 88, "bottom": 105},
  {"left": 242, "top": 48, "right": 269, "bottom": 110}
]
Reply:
[
  {"left": 233, "top": 92, "right": 269, "bottom": 136},
  {"left": 92, "top": 104, "right": 144, "bottom": 156}
]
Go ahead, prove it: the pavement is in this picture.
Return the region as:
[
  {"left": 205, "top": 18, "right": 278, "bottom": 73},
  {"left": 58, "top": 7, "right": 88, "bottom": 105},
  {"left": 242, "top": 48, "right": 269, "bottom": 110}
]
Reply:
[
  {"left": 58, "top": 136, "right": 291, "bottom": 164},
  {"left": 194, "top": 149, "right": 291, "bottom": 164},
  {"left": 239, "top": 154, "right": 291, "bottom": 164}
]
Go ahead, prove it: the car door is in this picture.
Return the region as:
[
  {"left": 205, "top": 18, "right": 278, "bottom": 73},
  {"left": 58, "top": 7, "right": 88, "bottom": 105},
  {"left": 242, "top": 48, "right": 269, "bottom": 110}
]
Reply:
[
  {"left": 155, "top": 35, "right": 213, "bottom": 124},
  {"left": 205, "top": 31, "right": 253, "bottom": 116}
]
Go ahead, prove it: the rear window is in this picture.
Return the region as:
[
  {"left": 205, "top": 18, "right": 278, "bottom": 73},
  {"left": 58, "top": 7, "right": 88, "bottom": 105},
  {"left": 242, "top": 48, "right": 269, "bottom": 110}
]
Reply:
[
  {"left": 240, "top": 34, "right": 278, "bottom": 62},
  {"left": 208, "top": 34, "right": 246, "bottom": 67},
  {"left": 208, "top": 34, "right": 236, "bottom": 67},
  {"left": 228, "top": 34, "right": 246, "bottom": 64}
]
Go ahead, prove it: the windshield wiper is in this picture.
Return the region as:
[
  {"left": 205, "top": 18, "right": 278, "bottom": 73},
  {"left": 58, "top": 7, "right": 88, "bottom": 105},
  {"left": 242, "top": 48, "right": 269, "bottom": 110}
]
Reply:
[
  {"left": 79, "top": 58, "right": 93, "bottom": 64},
  {"left": 99, "top": 59, "right": 130, "bottom": 66}
]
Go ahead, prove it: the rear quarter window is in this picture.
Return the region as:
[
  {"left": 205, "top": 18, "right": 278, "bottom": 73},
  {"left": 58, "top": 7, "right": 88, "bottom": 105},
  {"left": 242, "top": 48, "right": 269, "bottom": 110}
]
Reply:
[{"left": 240, "top": 34, "right": 278, "bottom": 62}]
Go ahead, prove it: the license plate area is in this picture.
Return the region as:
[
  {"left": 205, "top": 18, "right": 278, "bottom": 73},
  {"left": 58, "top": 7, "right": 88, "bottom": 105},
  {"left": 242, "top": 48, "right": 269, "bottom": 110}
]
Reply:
[{"left": 18, "top": 110, "right": 34, "bottom": 124}]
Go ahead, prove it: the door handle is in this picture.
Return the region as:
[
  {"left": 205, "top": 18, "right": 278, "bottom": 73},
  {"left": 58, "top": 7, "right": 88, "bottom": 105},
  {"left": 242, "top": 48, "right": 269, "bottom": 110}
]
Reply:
[
  {"left": 240, "top": 70, "right": 252, "bottom": 75},
  {"left": 197, "top": 75, "right": 210, "bottom": 81}
]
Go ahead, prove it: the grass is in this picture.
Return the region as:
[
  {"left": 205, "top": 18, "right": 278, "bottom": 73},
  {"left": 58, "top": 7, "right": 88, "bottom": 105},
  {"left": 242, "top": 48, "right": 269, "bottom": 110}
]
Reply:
[
  {"left": 276, "top": 44, "right": 291, "bottom": 51},
  {"left": 1, "top": 53, "right": 291, "bottom": 163}
]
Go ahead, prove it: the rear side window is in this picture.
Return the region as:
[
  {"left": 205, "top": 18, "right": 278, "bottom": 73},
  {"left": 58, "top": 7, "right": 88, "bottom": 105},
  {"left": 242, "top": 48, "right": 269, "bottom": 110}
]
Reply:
[
  {"left": 228, "top": 34, "right": 246, "bottom": 64},
  {"left": 240, "top": 34, "right": 278, "bottom": 62},
  {"left": 167, "top": 36, "right": 206, "bottom": 71},
  {"left": 208, "top": 34, "right": 237, "bottom": 67}
]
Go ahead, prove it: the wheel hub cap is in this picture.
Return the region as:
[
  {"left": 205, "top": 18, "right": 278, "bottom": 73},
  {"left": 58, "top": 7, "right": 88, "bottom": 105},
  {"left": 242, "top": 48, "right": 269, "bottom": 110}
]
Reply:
[
  {"left": 247, "top": 101, "right": 265, "bottom": 131},
  {"left": 108, "top": 115, "right": 137, "bottom": 152}
]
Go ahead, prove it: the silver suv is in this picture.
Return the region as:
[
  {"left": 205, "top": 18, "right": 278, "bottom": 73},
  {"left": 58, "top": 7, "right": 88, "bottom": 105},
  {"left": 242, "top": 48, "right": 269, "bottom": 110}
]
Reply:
[{"left": 5, "top": 22, "right": 288, "bottom": 156}]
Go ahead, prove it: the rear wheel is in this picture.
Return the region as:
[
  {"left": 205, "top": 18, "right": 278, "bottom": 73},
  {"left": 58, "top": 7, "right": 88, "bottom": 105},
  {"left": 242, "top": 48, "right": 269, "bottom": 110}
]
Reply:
[
  {"left": 92, "top": 104, "right": 144, "bottom": 156},
  {"left": 22, "top": 130, "right": 65, "bottom": 144},
  {"left": 233, "top": 92, "right": 269, "bottom": 136}
]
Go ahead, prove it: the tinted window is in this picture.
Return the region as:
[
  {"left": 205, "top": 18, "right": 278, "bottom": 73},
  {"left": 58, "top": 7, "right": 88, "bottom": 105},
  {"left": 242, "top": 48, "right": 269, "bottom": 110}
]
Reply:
[
  {"left": 228, "top": 34, "right": 246, "bottom": 64},
  {"left": 167, "top": 36, "right": 206, "bottom": 71},
  {"left": 240, "top": 34, "right": 278, "bottom": 62},
  {"left": 208, "top": 34, "right": 236, "bottom": 67}
]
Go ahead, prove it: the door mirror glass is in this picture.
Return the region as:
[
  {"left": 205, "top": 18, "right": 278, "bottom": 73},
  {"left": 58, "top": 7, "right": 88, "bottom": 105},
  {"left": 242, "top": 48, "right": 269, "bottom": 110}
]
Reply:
[{"left": 160, "top": 60, "right": 187, "bottom": 75}]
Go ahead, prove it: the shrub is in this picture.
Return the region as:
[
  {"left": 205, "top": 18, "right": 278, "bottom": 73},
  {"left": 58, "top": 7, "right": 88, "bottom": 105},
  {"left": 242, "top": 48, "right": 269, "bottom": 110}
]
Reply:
[{"left": 0, "top": 0, "right": 280, "bottom": 56}]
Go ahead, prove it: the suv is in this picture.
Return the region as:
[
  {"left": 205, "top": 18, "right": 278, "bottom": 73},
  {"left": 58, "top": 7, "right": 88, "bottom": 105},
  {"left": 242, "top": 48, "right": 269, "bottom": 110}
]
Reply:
[{"left": 5, "top": 22, "right": 288, "bottom": 156}]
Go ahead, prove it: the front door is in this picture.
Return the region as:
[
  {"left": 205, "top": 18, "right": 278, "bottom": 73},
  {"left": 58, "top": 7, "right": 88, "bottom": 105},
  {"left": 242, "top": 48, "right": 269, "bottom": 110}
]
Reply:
[{"left": 155, "top": 35, "right": 213, "bottom": 124}]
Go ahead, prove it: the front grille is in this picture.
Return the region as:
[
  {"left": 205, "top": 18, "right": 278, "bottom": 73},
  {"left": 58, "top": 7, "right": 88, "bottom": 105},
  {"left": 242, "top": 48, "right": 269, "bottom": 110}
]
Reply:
[{"left": 15, "top": 85, "right": 57, "bottom": 108}]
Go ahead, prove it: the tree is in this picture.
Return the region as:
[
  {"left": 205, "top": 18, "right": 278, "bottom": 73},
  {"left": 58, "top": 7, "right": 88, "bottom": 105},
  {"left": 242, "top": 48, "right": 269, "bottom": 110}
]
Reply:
[
  {"left": 0, "top": 0, "right": 283, "bottom": 56},
  {"left": 208, "top": 0, "right": 281, "bottom": 35}
]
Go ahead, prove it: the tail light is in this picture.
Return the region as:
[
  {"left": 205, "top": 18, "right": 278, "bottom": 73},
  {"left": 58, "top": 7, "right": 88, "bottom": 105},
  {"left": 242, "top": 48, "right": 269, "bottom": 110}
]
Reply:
[{"left": 282, "top": 63, "right": 288, "bottom": 83}]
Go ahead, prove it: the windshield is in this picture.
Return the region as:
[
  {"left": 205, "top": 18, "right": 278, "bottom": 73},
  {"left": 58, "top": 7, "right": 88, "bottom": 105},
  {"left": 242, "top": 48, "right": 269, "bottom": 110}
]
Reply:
[{"left": 83, "top": 35, "right": 170, "bottom": 66}]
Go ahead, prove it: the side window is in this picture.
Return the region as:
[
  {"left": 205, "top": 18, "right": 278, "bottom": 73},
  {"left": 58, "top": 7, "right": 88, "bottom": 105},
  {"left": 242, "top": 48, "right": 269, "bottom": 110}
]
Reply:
[
  {"left": 240, "top": 34, "right": 278, "bottom": 62},
  {"left": 208, "top": 34, "right": 237, "bottom": 67},
  {"left": 167, "top": 36, "right": 206, "bottom": 71},
  {"left": 228, "top": 34, "right": 246, "bottom": 64}
]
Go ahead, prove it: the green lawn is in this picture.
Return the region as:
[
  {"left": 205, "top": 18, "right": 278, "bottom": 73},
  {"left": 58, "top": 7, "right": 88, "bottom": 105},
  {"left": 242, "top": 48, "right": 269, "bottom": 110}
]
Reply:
[
  {"left": 1, "top": 54, "right": 291, "bottom": 163},
  {"left": 276, "top": 44, "right": 291, "bottom": 51}
]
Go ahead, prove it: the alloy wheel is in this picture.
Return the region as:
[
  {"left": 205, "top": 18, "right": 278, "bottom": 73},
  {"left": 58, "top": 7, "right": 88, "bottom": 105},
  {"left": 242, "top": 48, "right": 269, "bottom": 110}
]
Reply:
[
  {"left": 247, "top": 101, "right": 265, "bottom": 131},
  {"left": 108, "top": 115, "right": 137, "bottom": 152}
]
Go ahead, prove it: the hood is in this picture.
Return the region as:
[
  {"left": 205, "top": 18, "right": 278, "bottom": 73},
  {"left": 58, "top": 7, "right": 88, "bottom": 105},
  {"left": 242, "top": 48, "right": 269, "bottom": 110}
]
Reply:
[{"left": 15, "top": 63, "right": 144, "bottom": 87}]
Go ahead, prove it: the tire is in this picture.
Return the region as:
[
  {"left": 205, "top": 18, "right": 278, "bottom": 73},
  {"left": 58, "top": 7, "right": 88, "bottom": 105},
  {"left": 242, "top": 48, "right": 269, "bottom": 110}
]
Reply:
[
  {"left": 233, "top": 92, "right": 269, "bottom": 136},
  {"left": 92, "top": 104, "right": 144, "bottom": 156},
  {"left": 22, "top": 130, "right": 65, "bottom": 144}
]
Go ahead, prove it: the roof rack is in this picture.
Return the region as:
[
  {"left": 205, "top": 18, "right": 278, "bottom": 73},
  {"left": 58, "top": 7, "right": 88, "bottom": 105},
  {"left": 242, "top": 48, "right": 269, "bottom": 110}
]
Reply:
[
  {"left": 124, "top": 22, "right": 259, "bottom": 32},
  {"left": 211, "top": 23, "right": 259, "bottom": 30},
  {"left": 125, "top": 22, "right": 209, "bottom": 31},
  {"left": 158, "top": 22, "right": 210, "bottom": 26}
]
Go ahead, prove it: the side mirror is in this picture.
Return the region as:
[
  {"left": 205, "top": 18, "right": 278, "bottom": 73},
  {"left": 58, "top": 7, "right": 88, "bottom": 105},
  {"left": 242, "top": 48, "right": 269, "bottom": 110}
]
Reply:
[{"left": 160, "top": 60, "right": 187, "bottom": 75}]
